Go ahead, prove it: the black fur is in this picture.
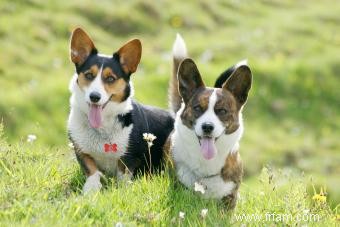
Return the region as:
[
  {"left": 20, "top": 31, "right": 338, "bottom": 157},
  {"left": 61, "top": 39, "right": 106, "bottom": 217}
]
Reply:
[
  {"left": 119, "top": 101, "right": 174, "bottom": 176},
  {"left": 117, "top": 112, "right": 133, "bottom": 128},
  {"left": 214, "top": 65, "right": 236, "bottom": 88},
  {"left": 122, "top": 82, "right": 131, "bottom": 102},
  {"left": 75, "top": 52, "right": 130, "bottom": 80}
]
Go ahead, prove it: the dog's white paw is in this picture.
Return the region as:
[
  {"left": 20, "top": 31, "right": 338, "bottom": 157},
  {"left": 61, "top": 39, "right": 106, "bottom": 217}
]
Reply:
[
  {"left": 199, "top": 176, "right": 235, "bottom": 199},
  {"left": 83, "top": 171, "right": 102, "bottom": 194}
]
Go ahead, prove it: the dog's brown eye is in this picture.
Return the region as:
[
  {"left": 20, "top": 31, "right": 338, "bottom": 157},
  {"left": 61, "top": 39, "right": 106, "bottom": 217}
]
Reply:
[
  {"left": 193, "top": 105, "right": 202, "bottom": 112},
  {"left": 84, "top": 72, "right": 94, "bottom": 80},
  {"left": 216, "top": 108, "right": 227, "bottom": 115},
  {"left": 105, "top": 76, "right": 116, "bottom": 83}
]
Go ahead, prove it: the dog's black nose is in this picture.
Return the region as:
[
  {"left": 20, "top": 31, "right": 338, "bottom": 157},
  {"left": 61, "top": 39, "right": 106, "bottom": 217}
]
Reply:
[
  {"left": 202, "top": 122, "right": 214, "bottom": 134},
  {"left": 89, "top": 92, "right": 101, "bottom": 103}
]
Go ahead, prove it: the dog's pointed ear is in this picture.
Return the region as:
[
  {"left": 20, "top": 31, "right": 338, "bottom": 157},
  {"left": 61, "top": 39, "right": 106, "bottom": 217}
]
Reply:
[
  {"left": 222, "top": 64, "right": 252, "bottom": 105},
  {"left": 70, "top": 27, "right": 97, "bottom": 66},
  {"left": 178, "top": 58, "right": 205, "bottom": 103},
  {"left": 117, "top": 39, "right": 142, "bottom": 74}
]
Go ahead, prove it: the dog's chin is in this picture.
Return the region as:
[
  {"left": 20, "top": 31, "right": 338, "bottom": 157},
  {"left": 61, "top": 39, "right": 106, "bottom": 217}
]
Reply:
[{"left": 196, "top": 135, "right": 217, "bottom": 160}]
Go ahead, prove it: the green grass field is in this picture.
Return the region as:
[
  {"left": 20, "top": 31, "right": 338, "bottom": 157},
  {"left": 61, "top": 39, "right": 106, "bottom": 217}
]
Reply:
[{"left": 0, "top": 0, "right": 339, "bottom": 225}]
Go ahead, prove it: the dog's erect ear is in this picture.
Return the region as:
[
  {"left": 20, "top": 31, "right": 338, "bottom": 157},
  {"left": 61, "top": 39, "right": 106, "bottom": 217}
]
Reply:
[
  {"left": 70, "top": 28, "right": 97, "bottom": 66},
  {"left": 215, "top": 60, "right": 248, "bottom": 88},
  {"left": 222, "top": 65, "right": 252, "bottom": 105},
  {"left": 178, "top": 58, "right": 205, "bottom": 103},
  {"left": 214, "top": 65, "right": 236, "bottom": 88},
  {"left": 117, "top": 39, "right": 142, "bottom": 74}
]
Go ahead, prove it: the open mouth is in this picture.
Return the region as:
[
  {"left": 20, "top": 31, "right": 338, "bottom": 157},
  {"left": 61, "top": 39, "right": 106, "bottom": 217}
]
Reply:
[
  {"left": 88, "top": 104, "right": 102, "bottom": 128},
  {"left": 196, "top": 135, "right": 217, "bottom": 160},
  {"left": 87, "top": 95, "right": 112, "bottom": 128}
]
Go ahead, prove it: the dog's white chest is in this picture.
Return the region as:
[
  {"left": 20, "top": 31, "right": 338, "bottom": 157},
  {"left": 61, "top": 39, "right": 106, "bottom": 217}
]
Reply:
[{"left": 68, "top": 108, "right": 133, "bottom": 174}]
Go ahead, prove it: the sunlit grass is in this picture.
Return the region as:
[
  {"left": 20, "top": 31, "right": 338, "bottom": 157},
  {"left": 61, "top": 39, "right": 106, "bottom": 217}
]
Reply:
[
  {"left": 0, "top": 0, "right": 339, "bottom": 225},
  {"left": 0, "top": 130, "right": 337, "bottom": 225}
]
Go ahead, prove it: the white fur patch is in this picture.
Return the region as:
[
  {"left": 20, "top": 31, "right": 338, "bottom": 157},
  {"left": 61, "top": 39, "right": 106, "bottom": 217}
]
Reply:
[
  {"left": 98, "top": 53, "right": 112, "bottom": 58},
  {"left": 173, "top": 33, "right": 187, "bottom": 59},
  {"left": 83, "top": 171, "right": 102, "bottom": 194},
  {"left": 235, "top": 59, "right": 248, "bottom": 68},
  {"left": 194, "top": 89, "right": 225, "bottom": 138},
  {"left": 200, "top": 176, "right": 235, "bottom": 199}
]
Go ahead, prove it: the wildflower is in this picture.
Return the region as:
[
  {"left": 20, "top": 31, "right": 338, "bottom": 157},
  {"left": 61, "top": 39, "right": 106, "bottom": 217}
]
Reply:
[
  {"left": 334, "top": 214, "right": 340, "bottom": 221},
  {"left": 27, "top": 134, "right": 37, "bottom": 143},
  {"left": 312, "top": 194, "right": 326, "bottom": 203},
  {"left": 312, "top": 187, "right": 327, "bottom": 203},
  {"left": 143, "top": 133, "right": 157, "bottom": 175},
  {"left": 115, "top": 222, "right": 123, "bottom": 227},
  {"left": 179, "top": 211, "right": 185, "bottom": 219},
  {"left": 143, "top": 133, "right": 157, "bottom": 147},
  {"left": 194, "top": 182, "right": 206, "bottom": 194},
  {"left": 201, "top": 209, "right": 208, "bottom": 218},
  {"left": 68, "top": 142, "right": 74, "bottom": 148},
  {"left": 259, "top": 191, "right": 265, "bottom": 196}
]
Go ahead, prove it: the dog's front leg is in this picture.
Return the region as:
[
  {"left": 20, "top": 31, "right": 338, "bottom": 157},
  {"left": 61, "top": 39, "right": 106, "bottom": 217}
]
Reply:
[
  {"left": 199, "top": 175, "right": 236, "bottom": 206},
  {"left": 176, "top": 163, "right": 198, "bottom": 189},
  {"left": 75, "top": 152, "right": 102, "bottom": 194}
]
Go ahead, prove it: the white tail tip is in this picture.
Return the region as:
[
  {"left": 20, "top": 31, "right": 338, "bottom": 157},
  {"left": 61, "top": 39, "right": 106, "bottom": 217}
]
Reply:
[
  {"left": 172, "top": 33, "right": 187, "bottom": 59},
  {"left": 235, "top": 59, "right": 248, "bottom": 68}
]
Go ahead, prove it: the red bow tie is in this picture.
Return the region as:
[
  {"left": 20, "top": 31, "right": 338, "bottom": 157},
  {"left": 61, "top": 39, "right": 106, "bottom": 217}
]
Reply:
[{"left": 104, "top": 143, "right": 117, "bottom": 153}]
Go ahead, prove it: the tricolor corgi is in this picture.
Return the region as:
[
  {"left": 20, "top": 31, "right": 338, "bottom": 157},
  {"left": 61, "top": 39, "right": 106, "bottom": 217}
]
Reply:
[
  {"left": 67, "top": 28, "right": 174, "bottom": 193},
  {"left": 169, "top": 34, "right": 252, "bottom": 209}
]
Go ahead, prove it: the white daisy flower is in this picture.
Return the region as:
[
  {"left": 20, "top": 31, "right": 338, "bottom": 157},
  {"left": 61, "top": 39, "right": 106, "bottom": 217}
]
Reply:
[
  {"left": 201, "top": 209, "right": 208, "bottom": 218},
  {"left": 27, "top": 134, "right": 37, "bottom": 143},
  {"left": 179, "top": 211, "right": 185, "bottom": 219},
  {"left": 143, "top": 133, "right": 157, "bottom": 147},
  {"left": 115, "top": 222, "right": 123, "bottom": 227},
  {"left": 143, "top": 133, "right": 157, "bottom": 141}
]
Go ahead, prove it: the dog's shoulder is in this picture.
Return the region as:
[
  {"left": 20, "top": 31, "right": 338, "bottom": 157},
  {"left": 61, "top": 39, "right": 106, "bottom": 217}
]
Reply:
[{"left": 130, "top": 100, "right": 174, "bottom": 131}]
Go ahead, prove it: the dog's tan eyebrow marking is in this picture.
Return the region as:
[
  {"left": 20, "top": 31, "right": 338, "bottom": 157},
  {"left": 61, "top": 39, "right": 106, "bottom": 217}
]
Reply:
[
  {"left": 78, "top": 65, "right": 99, "bottom": 89},
  {"left": 102, "top": 67, "right": 117, "bottom": 79},
  {"left": 84, "top": 65, "right": 99, "bottom": 76}
]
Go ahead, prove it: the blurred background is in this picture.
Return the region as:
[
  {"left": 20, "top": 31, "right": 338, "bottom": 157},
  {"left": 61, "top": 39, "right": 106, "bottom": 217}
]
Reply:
[{"left": 0, "top": 0, "right": 339, "bottom": 205}]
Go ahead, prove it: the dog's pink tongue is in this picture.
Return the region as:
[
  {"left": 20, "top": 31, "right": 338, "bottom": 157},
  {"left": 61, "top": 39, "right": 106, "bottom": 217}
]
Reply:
[
  {"left": 200, "top": 137, "right": 217, "bottom": 160},
  {"left": 89, "top": 104, "right": 102, "bottom": 128}
]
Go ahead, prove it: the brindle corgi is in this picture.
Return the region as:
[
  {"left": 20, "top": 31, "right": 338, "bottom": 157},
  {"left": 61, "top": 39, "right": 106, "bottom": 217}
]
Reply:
[{"left": 169, "top": 34, "right": 252, "bottom": 209}]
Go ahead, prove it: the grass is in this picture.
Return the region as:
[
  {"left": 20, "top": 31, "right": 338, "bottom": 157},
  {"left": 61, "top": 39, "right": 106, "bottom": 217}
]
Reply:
[
  {"left": 0, "top": 0, "right": 339, "bottom": 225},
  {"left": 0, "top": 128, "right": 338, "bottom": 226}
]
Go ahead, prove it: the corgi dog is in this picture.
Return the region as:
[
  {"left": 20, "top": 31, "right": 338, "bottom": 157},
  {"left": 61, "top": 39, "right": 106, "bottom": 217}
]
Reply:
[
  {"left": 67, "top": 28, "right": 174, "bottom": 193},
  {"left": 169, "top": 34, "right": 252, "bottom": 209}
]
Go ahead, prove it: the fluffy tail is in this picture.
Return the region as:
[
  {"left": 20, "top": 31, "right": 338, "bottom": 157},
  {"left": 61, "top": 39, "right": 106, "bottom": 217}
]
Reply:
[{"left": 169, "top": 33, "right": 188, "bottom": 113}]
